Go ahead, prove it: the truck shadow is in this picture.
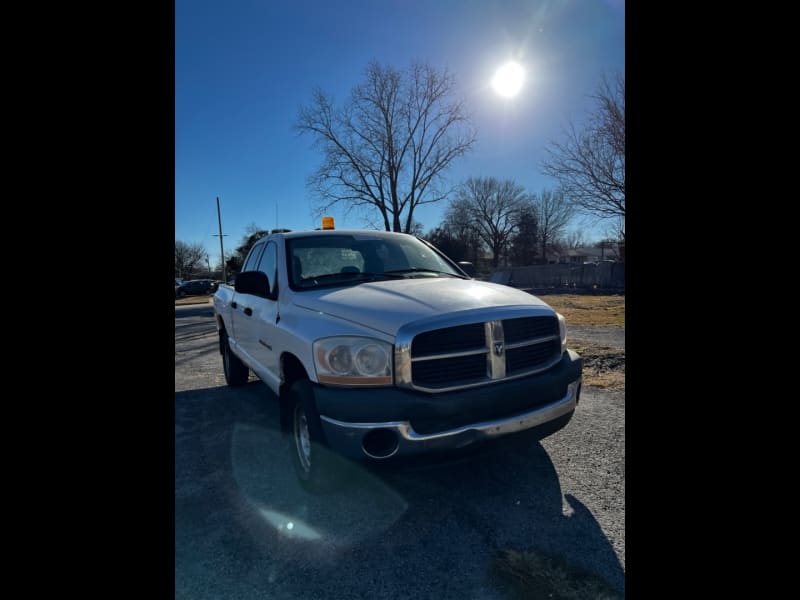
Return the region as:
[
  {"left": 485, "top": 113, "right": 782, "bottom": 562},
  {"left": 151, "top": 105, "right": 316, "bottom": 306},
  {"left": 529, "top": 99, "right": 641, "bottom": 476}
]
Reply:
[{"left": 175, "top": 383, "right": 624, "bottom": 598}]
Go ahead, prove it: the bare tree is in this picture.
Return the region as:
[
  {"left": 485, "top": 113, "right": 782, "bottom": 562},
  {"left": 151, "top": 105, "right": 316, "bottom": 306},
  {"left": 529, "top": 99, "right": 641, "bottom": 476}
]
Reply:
[
  {"left": 509, "top": 203, "right": 539, "bottom": 266},
  {"left": 245, "top": 222, "right": 265, "bottom": 236},
  {"left": 542, "top": 73, "right": 624, "bottom": 238},
  {"left": 408, "top": 221, "right": 426, "bottom": 237},
  {"left": 425, "top": 208, "right": 482, "bottom": 264},
  {"left": 175, "top": 240, "right": 207, "bottom": 279},
  {"left": 297, "top": 61, "right": 476, "bottom": 232},
  {"left": 214, "top": 250, "right": 237, "bottom": 273},
  {"left": 603, "top": 217, "right": 625, "bottom": 243},
  {"left": 450, "top": 177, "right": 527, "bottom": 267},
  {"left": 561, "top": 228, "right": 588, "bottom": 250},
  {"left": 232, "top": 225, "right": 270, "bottom": 274},
  {"left": 534, "top": 189, "right": 575, "bottom": 264}
]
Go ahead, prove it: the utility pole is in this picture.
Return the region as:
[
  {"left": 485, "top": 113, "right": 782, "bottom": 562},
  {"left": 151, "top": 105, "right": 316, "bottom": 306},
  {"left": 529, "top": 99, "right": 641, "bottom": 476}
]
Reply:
[{"left": 213, "top": 197, "right": 228, "bottom": 283}]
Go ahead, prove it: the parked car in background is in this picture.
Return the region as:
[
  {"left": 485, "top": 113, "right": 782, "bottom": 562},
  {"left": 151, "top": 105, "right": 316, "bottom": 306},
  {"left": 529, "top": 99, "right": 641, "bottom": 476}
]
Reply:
[{"left": 176, "top": 279, "right": 214, "bottom": 297}]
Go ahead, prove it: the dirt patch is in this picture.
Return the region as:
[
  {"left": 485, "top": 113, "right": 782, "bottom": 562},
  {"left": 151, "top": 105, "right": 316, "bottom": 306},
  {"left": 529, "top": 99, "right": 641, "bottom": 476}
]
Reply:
[
  {"left": 175, "top": 296, "right": 214, "bottom": 306},
  {"left": 541, "top": 294, "right": 625, "bottom": 328},
  {"left": 572, "top": 344, "right": 625, "bottom": 390},
  {"left": 535, "top": 295, "right": 625, "bottom": 389}
]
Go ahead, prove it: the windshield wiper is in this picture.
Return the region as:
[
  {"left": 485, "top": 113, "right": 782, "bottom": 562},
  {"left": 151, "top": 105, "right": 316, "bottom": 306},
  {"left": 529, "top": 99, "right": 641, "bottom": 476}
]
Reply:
[
  {"left": 355, "top": 271, "right": 406, "bottom": 280},
  {"left": 298, "top": 271, "right": 406, "bottom": 288},
  {"left": 383, "top": 268, "right": 465, "bottom": 278}
]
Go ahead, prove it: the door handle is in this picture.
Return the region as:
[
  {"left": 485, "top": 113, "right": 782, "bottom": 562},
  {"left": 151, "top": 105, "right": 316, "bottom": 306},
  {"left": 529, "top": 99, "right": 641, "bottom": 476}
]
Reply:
[
  {"left": 231, "top": 301, "right": 237, "bottom": 309},
  {"left": 243, "top": 307, "right": 253, "bottom": 316}
]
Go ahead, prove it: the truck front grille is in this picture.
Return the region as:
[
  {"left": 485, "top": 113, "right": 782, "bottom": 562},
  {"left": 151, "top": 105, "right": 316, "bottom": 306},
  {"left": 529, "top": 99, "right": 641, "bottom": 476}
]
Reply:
[
  {"left": 402, "top": 314, "right": 561, "bottom": 392},
  {"left": 506, "top": 338, "right": 561, "bottom": 374},
  {"left": 411, "top": 353, "right": 488, "bottom": 388},
  {"left": 412, "top": 323, "right": 485, "bottom": 357}
]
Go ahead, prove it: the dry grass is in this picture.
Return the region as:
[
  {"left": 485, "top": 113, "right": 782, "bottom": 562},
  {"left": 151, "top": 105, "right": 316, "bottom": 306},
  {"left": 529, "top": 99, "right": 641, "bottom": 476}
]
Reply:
[
  {"left": 175, "top": 296, "right": 214, "bottom": 306},
  {"left": 491, "top": 549, "right": 623, "bottom": 600},
  {"left": 584, "top": 369, "right": 625, "bottom": 390},
  {"left": 534, "top": 295, "right": 625, "bottom": 389},
  {"left": 570, "top": 344, "right": 625, "bottom": 391},
  {"left": 540, "top": 294, "right": 625, "bottom": 328}
]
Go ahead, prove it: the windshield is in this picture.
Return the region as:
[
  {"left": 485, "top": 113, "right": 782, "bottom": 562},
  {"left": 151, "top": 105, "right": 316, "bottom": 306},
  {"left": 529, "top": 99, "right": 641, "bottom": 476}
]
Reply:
[{"left": 286, "top": 233, "right": 465, "bottom": 290}]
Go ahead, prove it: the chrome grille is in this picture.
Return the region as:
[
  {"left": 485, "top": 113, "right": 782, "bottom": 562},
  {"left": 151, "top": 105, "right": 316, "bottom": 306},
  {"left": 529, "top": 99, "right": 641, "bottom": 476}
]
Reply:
[
  {"left": 506, "top": 339, "right": 561, "bottom": 374},
  {"left": 411, "top": 354, "right": 487, "bottom": 388},
  {"left": 503, "top": 316, "right": 558, "bottom": 343},
  {"left": 396, "top": 310, "right": 562, "bottom": 393},
  {"left": 412, "top": 323, "right": 485, "bottom": 357}
]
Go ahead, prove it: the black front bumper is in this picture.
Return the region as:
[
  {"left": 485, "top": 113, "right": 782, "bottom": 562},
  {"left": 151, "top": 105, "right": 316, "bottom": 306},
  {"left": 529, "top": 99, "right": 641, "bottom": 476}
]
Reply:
[{"left": 312, "top": 349, "right": 582, "bottom": 460}]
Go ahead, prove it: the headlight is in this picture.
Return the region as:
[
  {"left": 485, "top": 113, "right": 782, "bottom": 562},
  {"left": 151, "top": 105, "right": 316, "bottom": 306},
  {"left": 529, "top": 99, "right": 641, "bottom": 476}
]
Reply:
[
  {"left": 557, "top": 312, "right": 567, "bottom": 353},
  {"left": 313, "top": 337, "right": 393, "bottom": 386}
]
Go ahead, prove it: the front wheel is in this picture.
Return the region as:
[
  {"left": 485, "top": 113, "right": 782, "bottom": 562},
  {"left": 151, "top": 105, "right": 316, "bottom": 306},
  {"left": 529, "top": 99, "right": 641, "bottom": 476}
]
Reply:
[
  {"left": 287, "top": 379, "right": 336, "bottom": 493},
  {"left": 221, "top": 331, "right": 249, "bottom": 386}
]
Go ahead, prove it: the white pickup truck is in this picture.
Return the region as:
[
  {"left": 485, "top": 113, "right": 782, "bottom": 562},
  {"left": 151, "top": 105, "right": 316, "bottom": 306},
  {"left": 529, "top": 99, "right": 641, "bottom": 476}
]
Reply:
[{"left": 214, "top": 225, "right": 582, "bottom": 490}]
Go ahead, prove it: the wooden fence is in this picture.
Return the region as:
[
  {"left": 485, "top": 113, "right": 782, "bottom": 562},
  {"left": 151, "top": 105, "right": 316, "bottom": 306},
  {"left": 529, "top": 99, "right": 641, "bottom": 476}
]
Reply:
[{"left": 489, "top": 262, "right": 625, "bottom": 291}]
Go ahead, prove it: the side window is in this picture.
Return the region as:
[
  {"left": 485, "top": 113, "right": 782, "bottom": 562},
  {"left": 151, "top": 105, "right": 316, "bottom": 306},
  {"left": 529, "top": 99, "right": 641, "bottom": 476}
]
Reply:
[
  {"left": 243, "top": 243, "right": 265, "bottom": 272},
  {"left": 256, "top": 242, "right": 278, "bottom": 297}
]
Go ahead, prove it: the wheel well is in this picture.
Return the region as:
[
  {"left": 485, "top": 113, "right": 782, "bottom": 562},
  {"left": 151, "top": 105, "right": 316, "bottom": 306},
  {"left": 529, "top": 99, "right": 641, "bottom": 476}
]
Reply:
[
  {"left": 280, "top": 353, "right": 308, "bottom": 393},
  {"left": 279, "top": 353, "right": 309, "bottom": 432},
  {"left": 216, "top": 317, "right": 227, "bottom": 354}
]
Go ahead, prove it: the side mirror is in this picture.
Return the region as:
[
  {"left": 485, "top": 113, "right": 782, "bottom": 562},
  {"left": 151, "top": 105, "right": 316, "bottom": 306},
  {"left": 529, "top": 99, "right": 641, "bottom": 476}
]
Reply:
[
  {"left": 457, "top": 261, "right": 476, "bottom": 278},
  {"left": 235, "top": 271, "right": 270, "bottom": 297}
]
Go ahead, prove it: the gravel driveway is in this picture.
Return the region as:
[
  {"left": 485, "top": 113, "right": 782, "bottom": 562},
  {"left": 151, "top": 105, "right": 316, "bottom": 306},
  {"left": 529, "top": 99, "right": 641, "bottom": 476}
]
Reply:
[{"left": 175, "top": 304, "right": 625, "bottom": 598}]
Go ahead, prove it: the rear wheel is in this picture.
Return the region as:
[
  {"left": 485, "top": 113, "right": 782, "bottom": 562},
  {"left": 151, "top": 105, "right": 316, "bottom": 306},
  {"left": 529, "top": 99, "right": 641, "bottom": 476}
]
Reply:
[
  {"left": 287, "top": 379, "right": 335, "bottom": 493},
  {"left": 221, "top": 331, "right": 248, "bottom": 386}
]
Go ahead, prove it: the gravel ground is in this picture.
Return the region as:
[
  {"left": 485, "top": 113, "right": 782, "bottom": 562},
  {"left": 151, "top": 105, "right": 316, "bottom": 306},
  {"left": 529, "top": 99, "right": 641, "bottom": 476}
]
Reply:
[{"left": 175, "top": 305, "right": 625, "bottom": 598}]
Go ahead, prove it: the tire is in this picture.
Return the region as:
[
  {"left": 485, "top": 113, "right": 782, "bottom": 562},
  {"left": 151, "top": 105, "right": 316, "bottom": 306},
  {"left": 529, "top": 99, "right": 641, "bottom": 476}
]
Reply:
[
  {"left": 221, "top": 331, "right": 249, "bottom": 386},
  {"left": 287, "top": 379, "right": 336, "bottom": 493}
]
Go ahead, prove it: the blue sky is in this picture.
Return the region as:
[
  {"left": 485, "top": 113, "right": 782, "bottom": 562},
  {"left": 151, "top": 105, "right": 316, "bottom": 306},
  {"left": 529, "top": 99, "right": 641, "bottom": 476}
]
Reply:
[{"left": 176, "top": 0, "right": 625, "bottom": 266}]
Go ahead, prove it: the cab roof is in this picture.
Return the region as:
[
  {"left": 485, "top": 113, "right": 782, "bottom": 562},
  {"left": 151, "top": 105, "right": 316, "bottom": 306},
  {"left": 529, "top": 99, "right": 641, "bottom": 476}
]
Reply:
[{"left": 271, "top": 229, "right": 418, "bottom": 241}]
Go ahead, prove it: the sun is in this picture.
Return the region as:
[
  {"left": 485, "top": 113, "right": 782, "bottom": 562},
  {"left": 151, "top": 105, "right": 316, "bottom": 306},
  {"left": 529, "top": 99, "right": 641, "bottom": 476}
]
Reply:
[{"left": 491, "top": 62, "right": 524, "bottom": 98}]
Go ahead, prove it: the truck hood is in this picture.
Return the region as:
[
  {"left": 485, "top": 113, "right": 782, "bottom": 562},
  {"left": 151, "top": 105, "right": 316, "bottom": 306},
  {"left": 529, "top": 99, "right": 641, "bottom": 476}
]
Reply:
[{"left": 290, "top": 278, "right": 552, "bottom": 336}]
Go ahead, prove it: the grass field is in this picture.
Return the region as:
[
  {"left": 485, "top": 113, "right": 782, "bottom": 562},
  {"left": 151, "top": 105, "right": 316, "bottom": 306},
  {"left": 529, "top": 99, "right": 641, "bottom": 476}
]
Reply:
[{"left": 540, "top": 294, "right": 625, "bottom": 327}]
